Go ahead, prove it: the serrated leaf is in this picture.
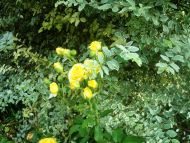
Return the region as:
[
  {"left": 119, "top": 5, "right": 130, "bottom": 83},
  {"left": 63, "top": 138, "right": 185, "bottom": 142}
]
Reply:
[
  {"left": 156, "top": 62, "right": 168, "bottom": 68},
  {"left": 167, "top": 67, "right": 175, "bottom": 75},
  {"left": 127, "top": 46, "right": 139, "bottom": 52},
  {"left": 107, "top": 59, "right": 119, "bottom": 71},
  {"left": 172, "top": 55, "right": 184, "bottom": 63},
  {"left": 161, "top": 55, "right": 170, "bottom": 62},
  {"left": 170, "top": 63, "right": 180, "bottom": 72},
  {"left": 102, "top": 46, "right": 112, "bottom": 57},
  {"left": 102, "top": 66, "right": 109, "bottom": 75}
]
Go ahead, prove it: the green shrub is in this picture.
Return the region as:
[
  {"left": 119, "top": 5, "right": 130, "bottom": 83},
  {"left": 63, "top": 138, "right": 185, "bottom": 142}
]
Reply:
[{"left": 0, "top": 0, "right": 190, "bottom": 142}]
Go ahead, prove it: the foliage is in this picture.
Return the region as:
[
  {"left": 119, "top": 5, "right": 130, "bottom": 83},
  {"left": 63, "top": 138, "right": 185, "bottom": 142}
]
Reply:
[{"left": 0, "top": 0, "right": 190, "bottom": 142}]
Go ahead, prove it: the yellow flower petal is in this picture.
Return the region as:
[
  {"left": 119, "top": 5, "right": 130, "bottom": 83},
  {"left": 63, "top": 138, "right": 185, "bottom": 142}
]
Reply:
[
  {"left": 88, "top": 80, "right": 98, "bottom": 89},
  {"left": 50, "top": 82, "right": 59, "bottom": 95},
  {"left": 89, "top": 41, "right": 101, "bottom": 52},
  {"left": 39, "top": 137, "right": 57, "bottom": 143},
  {"left": 56, "top": 47, "right": 64, "bottom": 56},
  {"left": 83, "top": 87, "right": 93, "bottom": 99},
  {"left": 68, "top": 63, "right": 86, "bottom": 82}
]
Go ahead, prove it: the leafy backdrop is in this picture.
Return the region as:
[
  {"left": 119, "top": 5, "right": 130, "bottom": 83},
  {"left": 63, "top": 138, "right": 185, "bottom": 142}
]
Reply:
[{"left": 0, "top": 0, "right": 190, "bottom": 143}]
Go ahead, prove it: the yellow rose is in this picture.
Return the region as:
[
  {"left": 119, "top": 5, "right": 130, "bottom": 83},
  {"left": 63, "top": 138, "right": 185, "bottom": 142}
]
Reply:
[
  {"left": 50, "top": 82, "right": 59, "bottom": 95},
  {"left": 83, "top": 87, "right": 93, "bottom": 99},
  {"left": 53, "top": 62, "right": 63, "bottom": 73},
  {"left": 70, "top": 80, "right": 80, "bottom": 90},
  {"left": 56, "top": 47, "right": 64, "bottom": 56},
  {"left": 68, "top": 63, "right": 86, "bottom": 82},
  {"left": 88, "top": 80, "right": 98, "bottom": 89},
  {"left": 39, "top": 138, "right": 57, "bottom": 143},
  {"left": 89, "top": 41, "right": 101, "bottom": 52}
]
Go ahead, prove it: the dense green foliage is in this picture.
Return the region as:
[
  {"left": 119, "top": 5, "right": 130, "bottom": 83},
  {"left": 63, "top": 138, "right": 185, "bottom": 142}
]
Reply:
[{"left": 0, "top": 0, "right": 190, "bottom": 142}]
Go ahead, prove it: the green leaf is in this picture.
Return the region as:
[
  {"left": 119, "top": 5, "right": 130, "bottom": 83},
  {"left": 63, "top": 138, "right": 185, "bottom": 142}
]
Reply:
[
  {"left": 78, "top": 4, "right": 85, "bottom": 11},
  {"left": 94, "top": 126, "right": 103, "bottom": 142},
  {"left": 112, "top": 5, "right": 119, "bottom": 12},
  {"left": 102, "top": 66, "right": 109, "bottom": 75},
  {"left": 100, "top": 109, "right": 113, "bottom": 117},
  {"left": 172, "top": 55, "right": 184, "bottom": 63},
  {"left": 107, "top": 59, "right": 119, "bottom": 71},
  {"left": 123, "top": 136, "right": 145, "bottom": 143},
  {"left": 169, "top": 3, "right": 177, "bottom": 9},
  {"left": 102, "top": 46, "right": 112, "bottom": 57},
  {"left": 166, "top": 130, "right": 177, "bottom": 138},
  {"left": 170, "top": 63, "right": 180, "bottom": 72},
  {"left": 172, "top": 139, "right": 180, "bottom": 143},
  {"left": 79, "top": 127, "right": 88, "bottom": 137},
  {"left": 98, "top": 53, "right": 104, "bottom": 64},
  {"left": 127, "top": 46, "right": 139, "bottom": 52},
  {"left": 99, "top": 4, "right": 111, "bottom": 10},
  {"left": 161, "top": 55, "right": 170, "bottom": 62},
  {"left": 69, "top": 125, "right": 80, "bottom": 135},
  {"left": 112, "top": 128, "right": 124, "bottom": 143}
]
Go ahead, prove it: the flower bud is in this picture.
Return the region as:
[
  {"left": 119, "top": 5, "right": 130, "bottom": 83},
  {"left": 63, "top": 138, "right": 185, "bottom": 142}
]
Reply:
[
  {"left": 57, "top": 75, "right": 64, "bottom": 82},
  {"left": 90, "top": 51, "right": 96, "bottom": 57},
  {"left": 88, "top": 80, "right": 98, "bottom": 89},
  {"left": 70, "top": 50, "right": 77, "bottom": 56},
  {"left": 43, "top": 78, "right": 51, "bottom": 85},
  {"left": 49, "top": 82, "right": 59, "bottom": 95},
  {"left": 56, "top": 47, "right": 64, "bottom": 56},
  {"left": 53, "top": 62, "right": 63, "bottom": 73},
  {"left": 83, "top": 87, "right": 93, "bottom": 99}
]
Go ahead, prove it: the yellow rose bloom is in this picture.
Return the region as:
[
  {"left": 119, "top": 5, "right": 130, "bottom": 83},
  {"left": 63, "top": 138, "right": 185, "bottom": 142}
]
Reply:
[
  {"left": 83, "top": 87, "right": 93, "bottom": 99},
  {"left": 39, "top": 138, "right": 57, "bottom": 143},
  {"left": 50, "top": 82, "right": 59, "bottom": 95},
  {"left": 68, "top": 63, "right": 86, "bottom": 82},
  {"left": 53, "top": 62, "right": 63, "bottom": 73},
  {"left": 89, "top": 41, "right": 101, "bottom": 52},
  {"left": 56, "top": 47, "right": 64, "bottom": 56},
  {"left": 70, "top": 80, "right": 80, "bottom": 90},
  {"left": 88, "top": 80, "right": 98, "bottom": 89}
]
